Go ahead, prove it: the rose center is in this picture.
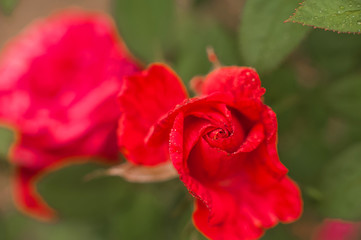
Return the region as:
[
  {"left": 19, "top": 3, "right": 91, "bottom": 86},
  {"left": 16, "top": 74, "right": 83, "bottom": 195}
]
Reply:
[
  {"left": 203, "top": 109, "right": 247, "bottom": 153},
  {"left": 207, "top": 128, "right": 230, "bottom": 140}
]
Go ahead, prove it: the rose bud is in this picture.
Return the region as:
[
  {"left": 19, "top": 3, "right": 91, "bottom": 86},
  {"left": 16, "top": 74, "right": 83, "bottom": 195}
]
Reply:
[
  {"left": 145, "top": 66, "right": 303, "bottom": 239},
  {"left": 0, "top": 10, "right": 140, "bottom": 220}
]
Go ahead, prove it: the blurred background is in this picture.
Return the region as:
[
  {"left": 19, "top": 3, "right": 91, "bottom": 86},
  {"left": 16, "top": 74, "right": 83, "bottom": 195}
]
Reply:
[{"left": 0, "top": 0, "right": 361, "bottom": 239}]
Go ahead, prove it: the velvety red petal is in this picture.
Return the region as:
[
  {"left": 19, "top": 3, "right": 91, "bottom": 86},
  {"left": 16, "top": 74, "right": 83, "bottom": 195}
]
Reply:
[
  {"left": 203, "top": 107, "right": 245, "bottom": 153},
  {"left": 0, "top": 10, "right": 140, "bottom": 129},
  {"left": 182, "top": 116, "right": 213, "bottom": 161},
  {"left": 234, "top": 123, "right": 265, "bottom": 153},
  {"left": 168, "top": 107, "right": 299, "bottom": 240},
  {"left": 166, "top": 103, "right": 299, "bottom": 240},
  {"left": 193, "top": 176, "right": 302, "bottom": 240},
  {"left": 169, "top": 113, "right": 213, "bottom": 206},
  {"left": 0, "top": 10, "right": 140, "bottom": 220},
  {"left": 194, "top": 199, "right": 264, "bottom": 240},
  {"left": 201, "top": 67, "right": 265, "bottom": 101},
  {"left": 150, "top": 65, "right": 301, "bottom": 239},
  {"left": 118, "top": 64, "right": 187, "bottom": 165},
  {"left": 10, "top": 122, "right": 119, "bottom": 220},
  {"left": 149, "top": 93, "right": 265, "bottom": 147},
  {"left": 148, "top": 93, "right": 233, "bottom": 145},
  {"left": 14, "top": 167, "right": 56, "bottom": 221},
  {"left": 13, "top": 149, "right": 118, "bottom": 221},
  {"left": 261, "top": 105, "right": 278, "bottom": 142}
]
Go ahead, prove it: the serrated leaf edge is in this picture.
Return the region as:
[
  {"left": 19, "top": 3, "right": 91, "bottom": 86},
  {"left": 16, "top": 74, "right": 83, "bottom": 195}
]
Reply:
[{"left": 284, "top": 0, "right": 361, "bottom": 35}]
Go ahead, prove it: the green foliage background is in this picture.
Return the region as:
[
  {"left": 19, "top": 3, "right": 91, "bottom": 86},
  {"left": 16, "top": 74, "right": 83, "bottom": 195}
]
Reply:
[{"left": 0, "top": 0, "right": 361, "bottom": 239}]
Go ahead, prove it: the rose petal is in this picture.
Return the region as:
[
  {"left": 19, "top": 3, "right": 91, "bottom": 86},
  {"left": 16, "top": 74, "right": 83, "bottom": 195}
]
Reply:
[
  {"left": 141, "top": 66, "right": 302, "bottom": 239},
  {"left": 148, "top": 93, "right": 265, "bottom": 147},
  {"left": 118, "top": 64, "right": 187, "bottom": 165},
  {"left": 169, "top": 112, "right": 213, "bottom": 206},
  {"left": 167, "top": 69, "right": 298, "bottom": 240},
  {"left": 201, "top": 66, "right": 265, "bottom": 101},
  {"left": 183, "top": 116, "right": 213, "bottom": 161},
  {"left": 313, "top": 219, "right": 361, "bottom": 240},
  {"left": 13, "top": 150, "right": 119, "bottom": 221},
  {"left": 0, "top": 10, "right": 140, "bottom": 220},
  {"left": 235, "top": 123, "right": 265, "bottom": 153},
  {"left": 148, "top": 92, "right": 232, "bottom": 145},
  {"left": 169, "top": 108, "right": 298, "bottom": 240},
  {"left": 14, "top": 167, "right": 56, "bottom": 221},
  {"left": 193, "top": 176, "right": 302, "bottom": 240},
  {"left": 261, "top": 105, "right": 278, "bottom": 141}
]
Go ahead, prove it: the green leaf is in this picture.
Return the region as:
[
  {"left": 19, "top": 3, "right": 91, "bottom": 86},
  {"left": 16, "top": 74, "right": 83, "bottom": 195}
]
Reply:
[
  {"left": 325, "top": 74, "right": 361, "bottom": 121},
  {"left": 0, "top": 126, "right": 15, "bottom": 160},
  {"left": 38, "top": 163, "right": 194, "bottom": 239},
  {"left": 38, "top": 163, "right": 134, "bottom": 220},
  {"left": 112, "top": 0, "right": 176, "bottom": 63},
  {"left": 320, "top": 142, "right": 361, "bottom": 220},
  {"left": 0, "top": 0, "right": 18, "bottom": 15},
  {"left": 239, "top": 0, "right": 310, "bottom": 73},
  {"left": 287, "top": 0, "right": 361, "bottom": 34}
]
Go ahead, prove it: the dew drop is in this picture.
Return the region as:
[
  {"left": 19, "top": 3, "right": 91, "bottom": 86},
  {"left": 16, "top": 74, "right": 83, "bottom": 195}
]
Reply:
[{"left": 340, "top": 6, "right": 345, "bottom": 10}]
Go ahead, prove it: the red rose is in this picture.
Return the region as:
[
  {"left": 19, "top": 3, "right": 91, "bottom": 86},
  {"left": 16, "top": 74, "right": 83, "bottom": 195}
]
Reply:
[
  {"left": 0, "top": 10, "right": 140, "bottom": 220},
  {"left": 120, "top": 65, "right": 302, "bottom": 239},
  {"left": 313, "top": 219, "right": 361, "bottom": 240}
]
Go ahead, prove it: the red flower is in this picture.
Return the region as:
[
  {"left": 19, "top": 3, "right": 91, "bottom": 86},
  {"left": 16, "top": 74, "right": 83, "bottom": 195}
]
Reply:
[
  {"left": 0, "top": 10, "right": 140, "bottom": 220},
  {"left": 313, "top": 219, "right": 361, "bottom": 240},
  {"left": 120, "top": 65, "right": 302, "bottom": 239}
]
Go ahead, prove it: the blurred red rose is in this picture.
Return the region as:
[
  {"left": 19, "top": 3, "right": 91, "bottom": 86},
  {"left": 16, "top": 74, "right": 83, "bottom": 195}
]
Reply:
[
  {"left": 144, "top": 66, "right": 303, "bottom": 239},
  {"left": 0, "top": 10, "right": 140, "bottom": 220},
  {"left": 313, "top": 219, "right": 361, "bottom": 240}
]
